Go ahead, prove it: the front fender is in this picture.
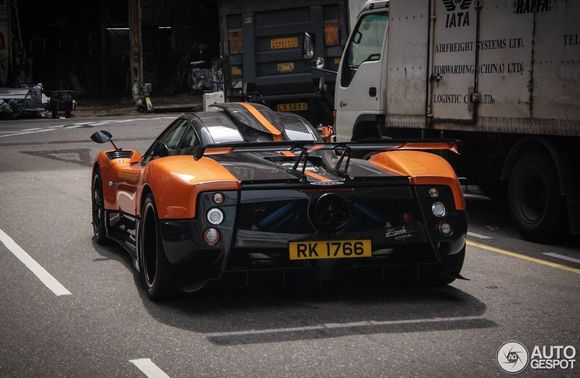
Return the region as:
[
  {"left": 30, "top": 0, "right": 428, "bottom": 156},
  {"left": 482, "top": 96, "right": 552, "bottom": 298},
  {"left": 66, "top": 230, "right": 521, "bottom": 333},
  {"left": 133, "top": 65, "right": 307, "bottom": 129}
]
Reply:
[{"left": 93, "top": 149, "right": 142, "bottom": 211}]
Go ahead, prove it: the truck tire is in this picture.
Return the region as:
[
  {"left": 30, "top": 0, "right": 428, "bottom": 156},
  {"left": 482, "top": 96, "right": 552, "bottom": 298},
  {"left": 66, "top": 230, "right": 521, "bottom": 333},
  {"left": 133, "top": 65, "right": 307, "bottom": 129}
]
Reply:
[{"left": 508, "top": 151, "right": 566, "bottom": 243}]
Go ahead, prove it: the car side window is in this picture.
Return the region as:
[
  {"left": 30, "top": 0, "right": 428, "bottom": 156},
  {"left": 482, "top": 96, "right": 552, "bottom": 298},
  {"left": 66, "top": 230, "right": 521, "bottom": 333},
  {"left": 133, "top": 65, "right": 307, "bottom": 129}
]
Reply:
[
  {"left": 161, "top": 119, "right": 189, "bottom": 151},
  {"left": 176, "top": 123, "right": 200, "bottom": 155},
  {"left": 141, "top": 118, "right": 188, "bottom": 165}
]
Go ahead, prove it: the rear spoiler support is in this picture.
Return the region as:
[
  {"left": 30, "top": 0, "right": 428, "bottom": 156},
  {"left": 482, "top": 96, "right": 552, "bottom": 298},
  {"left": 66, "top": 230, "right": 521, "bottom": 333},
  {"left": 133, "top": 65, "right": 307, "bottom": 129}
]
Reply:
[{"left": 193, "top": 139, "right": 460, "bottom": 161}]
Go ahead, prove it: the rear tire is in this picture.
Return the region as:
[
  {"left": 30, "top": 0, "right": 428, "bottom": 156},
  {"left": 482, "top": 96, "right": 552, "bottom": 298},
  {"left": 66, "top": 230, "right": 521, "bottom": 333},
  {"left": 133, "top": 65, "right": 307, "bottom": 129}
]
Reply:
[
  {"left": 91, "top": 168, "right": 108, "bottom": 244},
  {"left": 139, "top": 194, "right": 174, "bottom": 300},
  {"left": 508, "top": 151, "right": 566, "bottom": 243}
]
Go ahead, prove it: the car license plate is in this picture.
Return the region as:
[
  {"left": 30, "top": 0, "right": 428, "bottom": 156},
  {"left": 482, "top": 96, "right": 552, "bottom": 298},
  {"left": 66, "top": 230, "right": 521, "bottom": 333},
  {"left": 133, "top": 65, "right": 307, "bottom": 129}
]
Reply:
[
  {"left": 277, "top": 102, "right": 308, "bottom": 112},
  {"left": 288, "top": 240, "right": 372, "bottom": 260},
  {"left": 271, "top": 37, "right": 299, "bottom": 49},
  {"left": 276, "top": 62, "right": 295, "bottom": 73}
]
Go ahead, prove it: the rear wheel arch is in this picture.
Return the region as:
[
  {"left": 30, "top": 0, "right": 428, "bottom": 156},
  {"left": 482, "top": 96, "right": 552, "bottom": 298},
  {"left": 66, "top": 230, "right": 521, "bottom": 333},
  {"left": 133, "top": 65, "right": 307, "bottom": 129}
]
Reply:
[
  {"left": 351, "top": 114, "right": 384, "bottom": 141},
  {"left": 139, "top": 185, "right": 153, "bottom": 216}
]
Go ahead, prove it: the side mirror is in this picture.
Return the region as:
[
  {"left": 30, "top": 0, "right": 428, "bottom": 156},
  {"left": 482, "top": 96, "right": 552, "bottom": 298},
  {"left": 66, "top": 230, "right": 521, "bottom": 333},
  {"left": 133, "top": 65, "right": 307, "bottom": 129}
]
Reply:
[
  {"left": 311, "top": 56, "right": 338, "bottom": 75},
  {"left": 152, "top": 141, "right": 169, "bottom": 158},
  {"left": 303, "top": 32, "right": 314, "bottom": 59},
  {"left": 90, "top": 130, "right": 112, "bottom": 144},
  {"left": 90, "top": 130, "right": 120, "bottom": 150}
]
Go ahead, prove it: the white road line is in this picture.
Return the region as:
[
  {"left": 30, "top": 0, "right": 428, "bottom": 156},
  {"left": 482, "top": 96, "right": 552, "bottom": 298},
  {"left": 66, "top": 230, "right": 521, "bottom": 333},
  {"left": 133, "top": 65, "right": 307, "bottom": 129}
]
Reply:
[
  {"left": 130, "top": 359, "right": 170, "bottom": 378},
  {"left": 543, "top": 252, "right": 580, "bottom": 265},
  {"left": 467, "top": 231, "right": 492, "bottom": 239},
  {"left": 0, "top": 116, "right": 177, "bottom": 138},
  {"left": 0, "top": 228, "right": 72, "bottom": 296},
  {"left": 112, "top": 118, "right": 142, "bottom": 123},
  {"left": 206, "top": 316, "right": 485, "bottom": 337},
  {"left": 0, "top": 128, "right": 55, "bottom": 138}
]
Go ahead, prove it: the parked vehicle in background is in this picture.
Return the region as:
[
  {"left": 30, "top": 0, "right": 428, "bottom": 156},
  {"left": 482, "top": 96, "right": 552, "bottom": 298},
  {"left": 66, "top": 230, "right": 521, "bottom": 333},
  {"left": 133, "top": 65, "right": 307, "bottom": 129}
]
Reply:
[
  {"left": 218, "top": 0, "right": 348, "bottom": 126},
  {"left": 0, "top": 84, "right": 49, "bottom": 118},
  {"left": 329, "top": 0, "right": 580, "bottom": 242}
]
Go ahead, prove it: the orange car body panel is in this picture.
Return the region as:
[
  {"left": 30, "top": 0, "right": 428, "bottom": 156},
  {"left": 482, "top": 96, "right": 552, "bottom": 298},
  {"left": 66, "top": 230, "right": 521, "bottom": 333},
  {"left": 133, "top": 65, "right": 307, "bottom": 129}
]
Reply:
[
  {"left": 95, "top": 150, "right": 143, "bottom": 214},
  {"left": 398, "top": 142, "right": 460, "bottom": 154},
  {"left": 369, "top": 151, "right": 466, "bottom": 210},
  {"left": 96, "top": 150, "right": 240, "bottom": 220},
  {"left": 96, "top": 145, "right": 464, "bottom": 220},
  {"left": 140, "top": 156, "right": 239, "bottom": 219}
]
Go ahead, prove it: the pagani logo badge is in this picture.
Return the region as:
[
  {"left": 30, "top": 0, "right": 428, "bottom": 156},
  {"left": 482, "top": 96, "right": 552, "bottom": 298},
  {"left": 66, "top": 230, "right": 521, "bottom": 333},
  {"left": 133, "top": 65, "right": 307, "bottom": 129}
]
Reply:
[
  {"left": 497, "top": 341, "right": 529, "bottom": 374},
  {"left": 442, "top": 0, "right": 472, "bottom": 28}
]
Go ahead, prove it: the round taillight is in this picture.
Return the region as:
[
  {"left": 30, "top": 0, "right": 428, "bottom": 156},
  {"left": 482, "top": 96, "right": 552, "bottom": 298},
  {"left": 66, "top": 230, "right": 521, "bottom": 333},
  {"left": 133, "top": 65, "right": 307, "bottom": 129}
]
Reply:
[
  {"left": 438, "top": 221, "right": 453, "bottom": 236},
  {"left": 428, "top": 187, "right": 439, "bottom": 198},
  {"left": 203, "top": 227, "right": 221, "bottom": 246},
  {"left": 431, "top": 202, "right": 447, "bottom": 218},
  {"left": 207, "top": 208, "right": 224, "bottom": 225},
  {"left": 212, "top": 192, "right": 225, "bottom": 204}
]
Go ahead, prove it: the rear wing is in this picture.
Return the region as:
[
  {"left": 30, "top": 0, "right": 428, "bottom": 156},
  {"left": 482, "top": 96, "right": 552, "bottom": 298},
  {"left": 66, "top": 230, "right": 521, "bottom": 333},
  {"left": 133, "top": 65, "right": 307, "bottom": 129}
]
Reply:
[{"left": 193, "top": 139, "right": 460, "bottom": 161}]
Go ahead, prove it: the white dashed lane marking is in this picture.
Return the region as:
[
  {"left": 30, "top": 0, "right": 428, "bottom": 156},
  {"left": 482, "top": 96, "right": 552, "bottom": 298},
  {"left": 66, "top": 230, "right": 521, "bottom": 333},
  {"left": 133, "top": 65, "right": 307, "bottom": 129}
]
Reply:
[
  {"left": 0, "top": 228, "right": 72, "bottom": 296},
  {"left": 0, "top": 116, "right": 176, "bottom": 138},
  {"left": 467, "top": 231, "right": 492, "bottom": 239},
  {"left": 543, "top": 252, "right": 580, "bottom": 265},
  {"left": 130, "top": 359, "right": 170, "bottom": 378}
]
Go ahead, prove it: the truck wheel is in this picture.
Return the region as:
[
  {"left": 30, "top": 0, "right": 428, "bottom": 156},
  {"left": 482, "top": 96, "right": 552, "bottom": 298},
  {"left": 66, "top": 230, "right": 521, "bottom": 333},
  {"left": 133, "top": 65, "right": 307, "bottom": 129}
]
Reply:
[{"left": 508, "top": 151, "right": 566, "bottom": 243}]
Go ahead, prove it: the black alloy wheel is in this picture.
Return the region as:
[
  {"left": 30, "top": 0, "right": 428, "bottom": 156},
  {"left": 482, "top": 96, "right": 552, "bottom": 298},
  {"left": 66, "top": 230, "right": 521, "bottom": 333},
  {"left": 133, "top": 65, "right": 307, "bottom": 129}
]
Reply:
[
  {"left": 139, "top": 194, "right": 173, "bottom": 300},
  {"left": 92, "top": 168, "right": 108, "bottom": 244}
]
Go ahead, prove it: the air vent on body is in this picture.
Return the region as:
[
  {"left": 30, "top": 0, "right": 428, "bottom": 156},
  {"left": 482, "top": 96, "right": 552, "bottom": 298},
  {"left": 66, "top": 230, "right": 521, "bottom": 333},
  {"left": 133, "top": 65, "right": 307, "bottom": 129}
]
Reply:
[{"left": 106, "top": 150, "right": 133, "bottom": 160}]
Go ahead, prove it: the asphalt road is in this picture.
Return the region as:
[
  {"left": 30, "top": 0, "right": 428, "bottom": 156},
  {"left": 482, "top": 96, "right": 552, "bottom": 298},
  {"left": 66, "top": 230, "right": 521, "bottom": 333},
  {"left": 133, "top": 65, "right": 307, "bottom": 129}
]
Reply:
[{"left": 0, "top": 115, "right": 578, "bottom": 377}]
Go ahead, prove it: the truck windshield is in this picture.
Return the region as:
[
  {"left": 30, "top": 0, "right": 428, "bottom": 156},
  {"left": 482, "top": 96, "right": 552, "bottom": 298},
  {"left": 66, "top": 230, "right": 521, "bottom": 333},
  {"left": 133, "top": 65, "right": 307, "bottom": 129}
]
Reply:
[{"left": 341, "top": 12, "right": 388, "bottom": 87}]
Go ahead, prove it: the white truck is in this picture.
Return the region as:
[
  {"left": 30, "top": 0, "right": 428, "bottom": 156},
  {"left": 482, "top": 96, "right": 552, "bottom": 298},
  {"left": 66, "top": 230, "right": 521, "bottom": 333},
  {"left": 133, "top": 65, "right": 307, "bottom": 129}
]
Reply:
[{"left": 329, "top": 0, "right": 580, "bottom": 242}]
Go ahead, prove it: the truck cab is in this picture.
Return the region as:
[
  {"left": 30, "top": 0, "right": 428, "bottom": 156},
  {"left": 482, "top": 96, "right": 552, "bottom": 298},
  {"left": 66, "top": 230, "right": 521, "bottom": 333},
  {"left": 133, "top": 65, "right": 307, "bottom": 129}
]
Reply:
[{"left": 334, "top": 0, "right": 389, "bottom": 142}]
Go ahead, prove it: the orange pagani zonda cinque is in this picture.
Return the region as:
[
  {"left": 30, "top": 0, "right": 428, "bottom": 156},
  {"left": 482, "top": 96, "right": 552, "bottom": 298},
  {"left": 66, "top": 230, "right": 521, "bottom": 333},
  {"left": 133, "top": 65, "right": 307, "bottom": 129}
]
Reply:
[{"left": 90, "top": 103, "right": 467, "bottom": 299}]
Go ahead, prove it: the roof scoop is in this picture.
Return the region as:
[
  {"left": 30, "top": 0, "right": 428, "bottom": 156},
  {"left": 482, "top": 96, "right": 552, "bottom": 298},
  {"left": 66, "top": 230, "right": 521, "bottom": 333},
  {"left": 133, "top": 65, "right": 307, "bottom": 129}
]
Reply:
[
  {"left": 90, "top": 130, "right": 121, "bottom": 150},
  {"left": 211, "top": 102, "right": 285, "bottom": 136}
]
